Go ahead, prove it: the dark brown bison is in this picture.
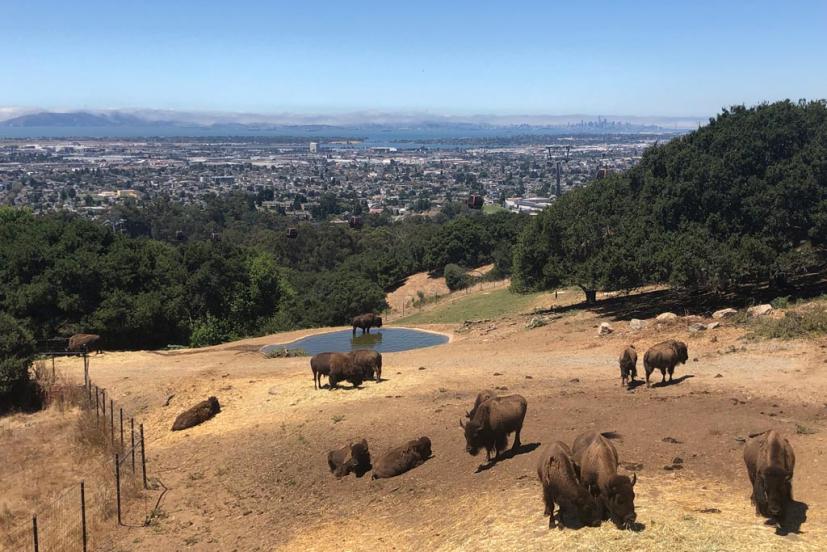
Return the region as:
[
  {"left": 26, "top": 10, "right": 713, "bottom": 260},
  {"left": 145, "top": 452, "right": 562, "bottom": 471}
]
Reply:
[
  {"left": 618, "top": 345, "right": 638, "bottom": 387},
  {"left": 465, "top": 389, "right": 497, "bottom": 419},
  {"left": 643, "top": 339, "right": 688, "bottom": 387},
  {"left": 744, "top": 430, "right": 795, "bottom": 521},
  {"left": 372, "top": 437, "right": 432, "bottom": 479},
  {"left": 460, "top": 394, "right": 527, "bottom": 463},
  {"left": 537, "top": 441, "right": 602, "bottom": 529},
  {"left": 311, "top": 352, "right": 335, "bottom": 390},
  {"left": 68, "top": 333, "right": 101, "bottom": 354},
  {"left": 352, "top": 313, "right": 383, "bottom": 336},
  {"left": 327, "top": 352, "right": 364, "bottom": 389},
  {"left": 328, "top": 439, "right": 372, "bottom": 478},
  {"left": 572, "top": 431, "right": 637, "bottom": 529},
  {"left": 349, "top": 350, "right": 382, "bottom": 382},
  {"left": 171, "top": 396, "right": 220, "bottom": 431}
]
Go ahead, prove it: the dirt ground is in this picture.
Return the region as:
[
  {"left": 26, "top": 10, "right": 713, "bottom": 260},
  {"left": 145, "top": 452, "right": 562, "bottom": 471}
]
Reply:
[{"left": 9, "top": 300, "right": 827, "bottom": 551}]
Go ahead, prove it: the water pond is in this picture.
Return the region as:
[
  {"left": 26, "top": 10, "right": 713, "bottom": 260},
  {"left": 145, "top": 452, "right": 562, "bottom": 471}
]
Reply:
[{"left": 260, "top": 327, "right": 448, "bottom": 357}]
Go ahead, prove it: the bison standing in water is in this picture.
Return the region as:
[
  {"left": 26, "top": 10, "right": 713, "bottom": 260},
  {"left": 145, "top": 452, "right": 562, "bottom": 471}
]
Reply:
[
  {"left": 460, "top": 394, "right": 527, "bottom": 464},
  {"left": 349, "top": 350, "right": 382, "bottom": 382},
  {"left": 744, "top": 430, "right": 795, "bottom": 522},
  {"left": 643, "top": 339, "right": 688, "bottom": 387},
  {"left": 372, "top": 437, "right": 432, "bottom": 479},
  {"left": 618, "top": 345, "right": 638, "bottom": 388},
  {"left": 352, "top": 313, "right": 383, "bottom": 335},
  {"left": 572, "top": 431, "right": 637, "bottom": 529},
  {"left": 537, "top": 441, "right": 602, "bottom": 529},
  {"left": 328, "top": 439, "right": 372, "bottom": 478}
]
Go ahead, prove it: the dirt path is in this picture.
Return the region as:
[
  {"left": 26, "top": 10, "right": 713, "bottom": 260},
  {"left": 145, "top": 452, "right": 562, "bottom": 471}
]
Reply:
[{"left": 32, "top": 309, "right": 827, "bottom": 551}]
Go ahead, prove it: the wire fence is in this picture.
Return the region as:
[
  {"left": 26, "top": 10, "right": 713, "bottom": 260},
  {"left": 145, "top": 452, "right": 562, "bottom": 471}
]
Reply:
[{"left": 1, "top": 356, "right": 159, "bottom": 552}]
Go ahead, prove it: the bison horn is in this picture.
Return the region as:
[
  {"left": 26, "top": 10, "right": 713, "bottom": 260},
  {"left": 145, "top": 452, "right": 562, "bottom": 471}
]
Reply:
[
  {"left": 630, "top": 473, "right": 637, "bottom": 487},
  {"left": 459, "top": 418, "right": 466, "bottom": 429}
]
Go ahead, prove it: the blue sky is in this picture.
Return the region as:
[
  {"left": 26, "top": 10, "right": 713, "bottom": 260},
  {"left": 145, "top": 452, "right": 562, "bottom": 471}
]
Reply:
[{"left": 1, "top": 0, "right": 825, "bottom": 117}]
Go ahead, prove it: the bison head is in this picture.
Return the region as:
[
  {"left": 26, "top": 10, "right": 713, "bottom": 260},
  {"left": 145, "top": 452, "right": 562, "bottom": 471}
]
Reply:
[
  {"left": 673, "top": 341, "right": 689, "bottom": 364},
  {"left": 607, "top": 473, "right": 637, "bottom": 529},
  {"left": 574, "top": 489, "right": 603, "bottom": 528},
  {"left": 349, "top": 439, "right": 372, "bottom": 477},
  {"left": 757, "top": 466, "right": 792, "bottom": 517},
  {"left": 412, "top": 436, "right": 432, "bottom": 459},
  {"left": 459, "top": 418, "right": 485, "bottom": 456}
]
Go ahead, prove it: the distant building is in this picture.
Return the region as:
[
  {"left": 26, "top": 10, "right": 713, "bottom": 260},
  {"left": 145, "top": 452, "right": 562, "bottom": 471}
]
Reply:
[{"left": 309, "top": 142, "right": 318, "bottom": 153}]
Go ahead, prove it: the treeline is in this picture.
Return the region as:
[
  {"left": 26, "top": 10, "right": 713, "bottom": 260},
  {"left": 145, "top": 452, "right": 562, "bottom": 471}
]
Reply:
[
  {"left": 513, "top": 100, "right": 827, "bottom": 299},
  {"left": 0, "top": 204, "right": 527, "bottom": 354}
]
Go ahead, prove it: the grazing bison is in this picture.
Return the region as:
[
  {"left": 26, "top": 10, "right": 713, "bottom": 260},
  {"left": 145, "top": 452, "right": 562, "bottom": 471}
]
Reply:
[
  {"left": 465, "top": 389, "right": 497, "bottom": 419},
  {"left": 643, "top": 339, "right": 688, "bottom": 387},
  {"left": 328, "top": 439, "right": 372, "bottom": 478},
  {"left": 537, "top": 441, "right": 602, "bottom": 529},
  {"left": 171, "top": 396, "right": 220, "bottom": 431},
  {"left": 572, "top": 431, "right": 637, "bottom": 529},
  {"left": 352, "top": 313, "right": 383, "bottom": 336},
  {"left": 618, "top": 345, "right": 638, "bottom": 388},
  {"left": 372, "top": 437, "right": 432, "bottom": 479},
  {"left": 460, "top": 394, "right": 527, "bottom": 463},
  {"left": 68, "top": 333, "right": 101, "bottom": 354},
  {"left": 310, "top": 352, "right": 335, "bottom": 390},
  {"left": 327, "top": 352, "right": 364, "bottom": 389},
  {"left": 744, "top": 430, "right": 795, "bottom": 521},
  {"left": 349, "top": 350, "right": 382, "bottom": 382}
]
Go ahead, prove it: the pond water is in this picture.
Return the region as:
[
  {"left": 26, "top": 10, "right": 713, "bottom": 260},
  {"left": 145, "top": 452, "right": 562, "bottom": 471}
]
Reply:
[{"left": 260, "top": 327, "right": 449, "bottom": 356}]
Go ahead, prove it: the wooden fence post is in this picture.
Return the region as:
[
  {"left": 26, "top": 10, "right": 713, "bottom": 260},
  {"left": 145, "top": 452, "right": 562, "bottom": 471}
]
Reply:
[
  {"left": 140, "top": 423, "right": 148, "bottom": 489},
  {"left": 115, "top": 454, "right": 122, "bottom": 525},
  {"left": 81, "top": 481, "right": 87, "bottom": 552},
  {"left": 131, "top": 418, "right": 136, "bottom": 473},
  {"left": 109, "top": 399, "right": 114, "bottom": 445},
  {"left": 119, "top": 408, "right": 124, "bottom": 451},
  {"left": 32, "top": 515, "right": 38, "bottom": 552},
  {"left": 95, "top": 386, "right": 99, "bottom": 421}
]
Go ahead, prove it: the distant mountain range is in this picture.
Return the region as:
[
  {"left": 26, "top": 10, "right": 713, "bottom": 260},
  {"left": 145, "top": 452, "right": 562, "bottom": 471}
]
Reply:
[{"left": 0, "top": 109, "right": 704, "bottom": 137}]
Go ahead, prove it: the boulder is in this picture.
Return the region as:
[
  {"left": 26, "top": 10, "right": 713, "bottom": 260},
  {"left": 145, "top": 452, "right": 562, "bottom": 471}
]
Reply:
[
  {"left": 629, "top": 318, "right": 645, "bottom": 331},
  {"left": 598, "top": 322, "right": 614, "bottom": 336},
  {"left": 712, "top": 308, "right": 737, "bottom": 319},
  {"left": 688, "top": 322, "right": 707, "bottom": 333},
  {"left": 525, "top": 316, "right": 547, "bottom": 329},
  {"left": 656, "top": 312, "right": 679, "bottom": 322},
  {"left": 172, "top": 396, "right": 220, "bottom": 431},
  {"left": 706, "top": 322, "right": 721, "bottom": 330},
  {"left": 747, "top": 304, "right": 773, "bottom": 317}
]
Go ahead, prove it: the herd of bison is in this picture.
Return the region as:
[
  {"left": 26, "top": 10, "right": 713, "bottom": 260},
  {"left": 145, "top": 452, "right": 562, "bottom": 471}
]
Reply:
[
  {"left": 308, "top": 336, "right": 797, "bottom": 532},
  {"left": 164, "top": 329, "right": 797, "bottom": 533}
]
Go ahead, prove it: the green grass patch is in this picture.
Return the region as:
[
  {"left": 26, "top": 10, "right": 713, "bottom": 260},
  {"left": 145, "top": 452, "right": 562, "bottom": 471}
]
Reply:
[
  {"left": 746, "top": 307, "right": 827, "bottom": 340},
  {"left": 397, "top": 287, "right": 547, "bottom": 324},
  {"left": 482, "top": 204, "right": 507, "bottom": 214}
]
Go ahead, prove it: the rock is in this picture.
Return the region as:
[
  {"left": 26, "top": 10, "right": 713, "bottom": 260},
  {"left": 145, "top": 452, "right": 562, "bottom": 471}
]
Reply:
[
  {"left": 598, "top": 322, "right": 614, "bottom": 336},
  {"left": 163, "top": 394, "right": 175, "bottom": 407},
  {"left": 570, "top": 378, "right": 580, "bottom": 384},
  {"left": 526, "top": 316, "right": 547, "bottom": 330},
  {"left": 525, "top": 375, "right": 533, "bottom": 379},
  {"left": 747, "top": 304, "right": 773, "bottom": 317},
  {"left": 672, "top": 457, "right": 684, "bottom": 464},
  {"left": 629, "top": 318, "right": 645, "bottom": 331},
  {"left": 267, "top": 386, "right": 278, "bottom": 395},
  {"left": 698, "top": 508, "right": 721, "bottom": 514},
  {"left": 714, "top": 373, "right": 723, "bottom": 378},
  {"left": 656, "top": 312, "right": 679, "bottom": 322},
  {"left": 418, "top": 366, "right": 426, "bottom": 370},
  {"left": 712, "top": 308, "right": 737, "bottom": 319},
  {"left": 662, "top": 437, "right": 681, "bottom": 444},
  {"left": 688, "top": 322, "right": 707, "bottom": 333},
  {"left": 706, "top": 322, "right": 720, "bottom": 330},
  {"left": 493, "top": 372, "right": 503, "bottom": 376}
]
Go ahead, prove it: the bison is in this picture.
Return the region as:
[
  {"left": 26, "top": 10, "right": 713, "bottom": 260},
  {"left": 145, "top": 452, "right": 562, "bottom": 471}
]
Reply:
[
  {"left": 349, "top": 349, "right": 382, "bottom": 382},
  {"left": 352, "top": 313, "right": 383, "bottom": 336},
  {"left": 460, "top": 394, "right": 527, "bottom": 463},
  {"left": 327, "top": 352, "right": 364, "bottom": 389},
  {"left": 643, "top": 339, "right": 688, "bottom": 387},
  {"left": 372, "top": 437, "right": 432, "bottom": 479},
  {"left": 465, "top": 389, "right": 497, "bottom": 419},
  {"left": 744, "top": 430, "right": 795, "bottom": 522},
  {"left": 537, "top": 441, "right": 602, "bottom": 529},
  {"left": 328, "top": 439, "right": 372, "bottom": 478},
  {"left": 310, "top": 352, "right": 335, "bottom": 390},
  {"left": 68, "top": 333, "right": 101, "bottom": 354},
  {"left": 618, "top": 345, "right": 637, "bottom": 388},
  {"left": 171, "top": 396, "right": 220, "bottom": 431},
  {"left": 572, "top": 431, "right": 637, "bottom": 529}
]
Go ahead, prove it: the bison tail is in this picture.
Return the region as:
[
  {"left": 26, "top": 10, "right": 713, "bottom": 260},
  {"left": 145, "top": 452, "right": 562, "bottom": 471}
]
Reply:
[{"left": 600, "top": 431, "right": 622, "bottom": 440}]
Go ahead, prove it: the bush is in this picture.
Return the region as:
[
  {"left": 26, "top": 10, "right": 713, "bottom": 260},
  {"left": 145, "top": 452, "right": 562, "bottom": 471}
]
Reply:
[
  {"left": 747, "top": 308, "right": 827, "bottom": 340},
  {"left": 0, "top": 313, "right": 37, "bottom": 410},
  {"left": 189, "top": 315, "right": 239, "bottom": 348},
  {"left": 444, "top": 264, "right": 469, "bottom": 291}
]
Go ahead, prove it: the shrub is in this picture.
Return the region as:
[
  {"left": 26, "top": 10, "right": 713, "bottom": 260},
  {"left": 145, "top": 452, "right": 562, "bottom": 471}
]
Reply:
[
  {"left": 747, "top": 308, "right": 827, "bottom": 340},
  {"left": 444, "top": 263, "right": 469, "bottom": 291},
  {"left": 0, "top": 314, "right": 36, "bottom": 410}
]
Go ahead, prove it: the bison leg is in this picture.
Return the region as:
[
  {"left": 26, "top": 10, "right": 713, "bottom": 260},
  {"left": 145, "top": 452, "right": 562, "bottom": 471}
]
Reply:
[
  {"left": 668, "top": 366, "right": 675, "bottom": 382},
  {"left": 512, "top": 428, "right": 522, "bottom": 451}
]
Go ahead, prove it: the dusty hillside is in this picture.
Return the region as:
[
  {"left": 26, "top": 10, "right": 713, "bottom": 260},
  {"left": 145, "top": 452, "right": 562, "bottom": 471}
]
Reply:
[{"left": 8, "top": 292, "right": 827, "bottom": 551}]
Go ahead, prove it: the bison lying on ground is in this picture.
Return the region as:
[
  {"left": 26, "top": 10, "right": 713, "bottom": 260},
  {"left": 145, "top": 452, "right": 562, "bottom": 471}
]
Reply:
[
  {"left": 572, "top": 431, "right": 637, "bottom": 529},
  {"left": 172, "top": 396, "right": 220, "bottom": 431},
  {"left": 460, "top": 394, "right": 527, "bottom": 464},
  {"left": 643, "top": 339, "right": 688, "bottom": 387},
  {"left": 537, "top": 441, "right": 602, "bottom": 529},
  {"left": 328, "top": 439, "right": 372, "bottom": 478},
  {"left": 327, "top": 353, "right": 364, "bottom": 389},
  {"left": 465, "top": 389, "right": 497, "bottom": 419},
  {"left": 372, "top": 437, "right": 432, "bottom": 479},
  {"left": 744, "top": 430, "right": 795, "bottom": 522},
  {"left": 618, "top": 345, "right": 637, "bottom": 388},
  {"left": 68, "top": 333, "right": 101, "bottom": 354},
  {"left": 350, "top": 350, "right": 382, "bottom": 382},
  {"left": 352, "top": 313, "right": 383, "bottom": 335},
  {"left": 311, "top": 352, "right": 335, "bottom": 390}
]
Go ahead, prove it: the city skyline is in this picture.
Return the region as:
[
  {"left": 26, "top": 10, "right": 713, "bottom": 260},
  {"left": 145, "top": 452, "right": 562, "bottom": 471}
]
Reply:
[{"left": 2, "top": 0, "right": 826, "bottom": 117}]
